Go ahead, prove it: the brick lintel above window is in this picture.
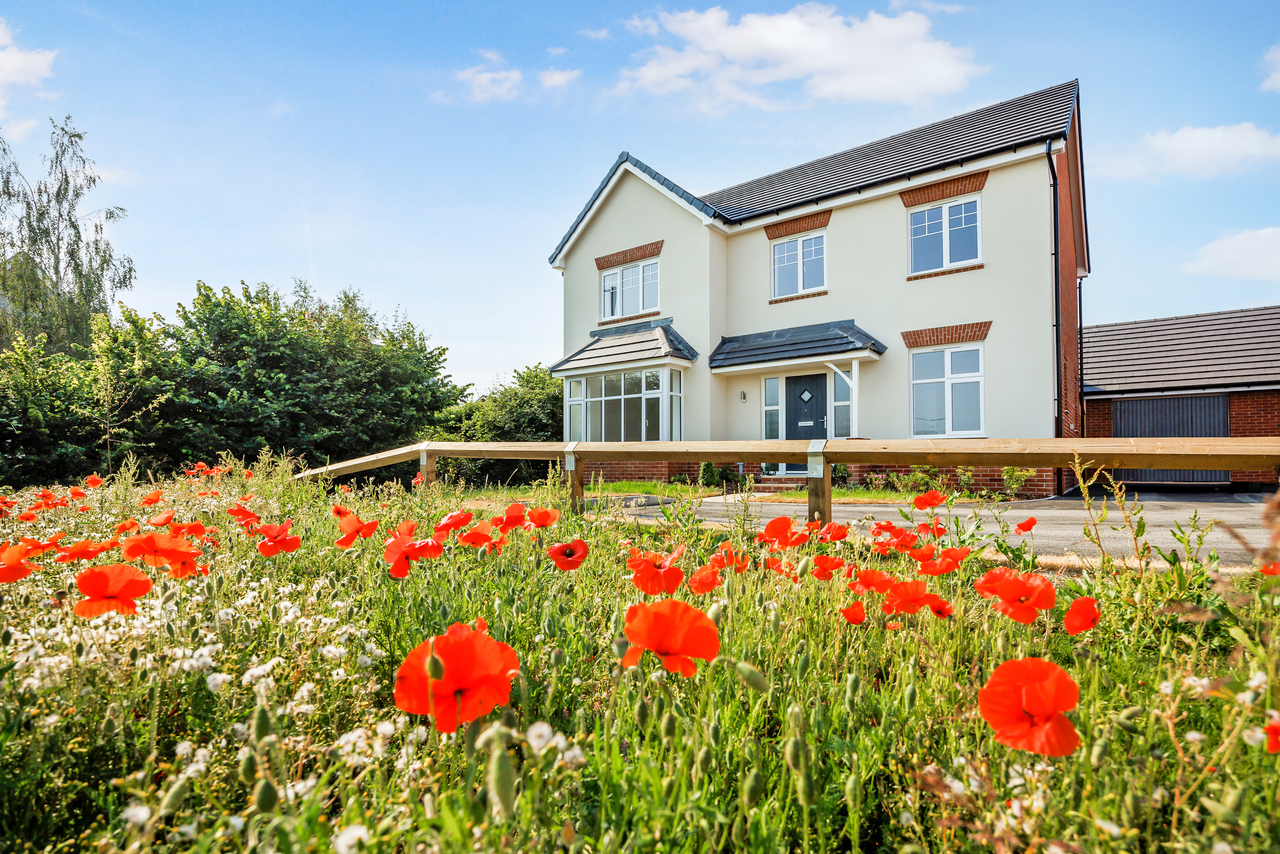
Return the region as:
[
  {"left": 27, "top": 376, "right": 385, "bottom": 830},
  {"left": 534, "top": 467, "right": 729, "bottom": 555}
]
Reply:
[
  {"left": 901, "top": 321, "right": 993, "bottom": 349},
  {"left": 763, "top": 210, "right": 832, "bottom": 241},
  {"left": 595, "top": 240, "right": 663, "bottom": 271},
  {"left": 899, "top": 171, "right": 989, "bottom": 208}
]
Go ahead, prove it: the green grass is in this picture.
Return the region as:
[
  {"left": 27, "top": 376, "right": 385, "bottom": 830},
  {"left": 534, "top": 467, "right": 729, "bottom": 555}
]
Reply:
[
  {"left": 0, "top": 455, "right": 1278, "bottom": 852},
  {"left": 760, "top": 486, "right": 991, "bottom": 504}
]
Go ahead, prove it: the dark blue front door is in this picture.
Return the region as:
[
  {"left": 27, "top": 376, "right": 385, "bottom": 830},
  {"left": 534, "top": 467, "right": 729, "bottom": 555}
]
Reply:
[{"left": 785, "top": 375, "right": 826, "bottom": 472}]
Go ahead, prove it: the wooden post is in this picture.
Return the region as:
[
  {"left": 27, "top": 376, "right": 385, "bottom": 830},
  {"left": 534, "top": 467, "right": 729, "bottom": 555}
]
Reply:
[
  {"left": 564, "top": 442, "right": 584, "bottom": 514},
  {"left": 806, "top": 439, "right": 831, "bottom": 524},
  {"left": 418, "top": 448, "right": 436, "bottom": 486}
]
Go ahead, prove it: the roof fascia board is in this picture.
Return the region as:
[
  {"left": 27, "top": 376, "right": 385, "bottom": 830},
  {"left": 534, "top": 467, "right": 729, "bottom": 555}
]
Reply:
[
  {"left": 550, "top": 160, "right": 722, "bottom": 270},
  {"left": 711, "top": 349, "right": 881, "bottom": 375},
  {"left": 551, "top": 355, "right": 693, "bottom": 379},
  {"left": 716, "top": 144, "right": 1057, "bottom": 236},
  {"left": 1084, "top": 383, "right": 1280, "bottom": 400}
]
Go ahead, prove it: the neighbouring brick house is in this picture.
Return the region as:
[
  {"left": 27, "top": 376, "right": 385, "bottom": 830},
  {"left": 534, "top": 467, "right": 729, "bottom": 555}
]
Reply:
[
  {"left": 548, "top": 81, "right": 1091, "bottom": 495},
  {"left": 1082, "top": 305, "right": 1280, "bottom": 487}
]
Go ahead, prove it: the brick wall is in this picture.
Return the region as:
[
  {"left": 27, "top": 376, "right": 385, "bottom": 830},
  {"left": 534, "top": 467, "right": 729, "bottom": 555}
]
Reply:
[
  {"left": 581, "top": 460, "right": 700, "bottom": 483},
  {"left": 763, "top": 210, "right": 832, "bottom": 240},
  {"left": 898, "top": 171, "right": 989, "bottom": 208},
  {"left": 1057, "top": 150, "right": 1082, "bottom": 440},
  {"left": 1230, "top": 389, "right": 1280, "bottom": 483},
  {"left": 1084, "top": 398, "right": 1112, "bottom": 438},
  {"left": 842, "top": 465, "right": 1056, "bottom": 498},
  {"left": 595, "top": 240, "right": 663, "bottom": 271},
  {"left": 900, "top": 321, "right": 992, "bottom": 349}
]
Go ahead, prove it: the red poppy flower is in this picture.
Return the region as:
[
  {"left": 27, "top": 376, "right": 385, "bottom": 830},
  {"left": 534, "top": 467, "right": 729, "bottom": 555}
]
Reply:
[
  {"left": 974, "top": 567, "right": 1017, "bottom": 598},
  {"left": 336, "top": 513, "right": 379, "bottom": 549},
  {"left": 433, "top": 510, "right": 474, "bottom": 539},
  {"left": 817, "top": 522, "right": 848, "bottom": 543},
  {"left": 756, "top": 517, "right": 809, "bottom": 551},
  {"left": 17, "top": 511, "right": 37, "bottom": 523},
  {"left": 121, "top": 532, "right": 202, "bottom": 568},
  {"left": 707, "top": 542, "right": 750, "bottom": 573},
  {"left": 493, "top": 504, "right": 527, "bottom": 535},
  {"left": 688, "top": 563, "right": 723, "bottom": 595},
  {"left": 628, "top": 545, "right": 686, "bottom": 596},
  {"left": 548, "top": 539, "right": 589, "bottom": 571},
  {"left": 257, "top": 520, "right": 302, "bottom": 557},
  {"left": 886, "top": 622, "right": 903, "bottom": 630},
  {"left": 73, "top": 564, "right": 153, "bottom": 618},
  {"left": 1266, "top": 711, "right": 1280, "bottom": 754},
  {"left": 411, "top": 471, "right": 424, "bottom": 487},
  {"left": 332, "top": 504, "right": 352, "bottom": 518},
  {"left": 54, "top": 538, "right": 119, "bottom": 563},
  {"left": 768, "top": 557, "right": 800, "bottom": 584},
  {"left": 840, "top": 601, "right": 866, "bottom": 625},
  {"left": 1014, "top": 517, "right": 1037, "bottom": 535},
  {"left": 848, "top": 569, "right": 897, "bottom": 595},
  {"left": 882, "top": 581, "right": 951, "bottom": 617},
  {"left": 917, "top": 521, "right": 947, "bottom": 537},
  {"left": 1063, "top": 597, "right": 1100, "bottom": 635},
  {"left": 1259, "top": 562, "right": 1279, "bottom": 577},
  {"left": 78, "top": 506, "right": 90, "bottom": 512},
  {"left": 992, "top": 572, "right": 1056, "bottom": 624},
  {"left": 170, "top": 521, "right": 208, "bottom": 539},
  {"left": 908, "top": 544, "right": 936, "bottom": 562},
  {"left": 85, "top": 475, "right": 104, "bottom": 489},
  {"left": 525, "top": 507, "right": 560, "bottom": 529},
  {"left": 140, "top": 490, "right": 164, "bottom": 507},
  {"left": 0, "top": 544, "right": 36, "bottom": 583},
  {"left": 978, "top": 657, "right": 1080, "bottom": 757},
  {"left": 165, "top": 559, "right": 209, "bottom": 579},
  {"left": 914, "top": 490, "right": 945, "bottom": 510},
  {"left": 0, "top": 496, "right": 16, "bottom": 518},
  {"left": 147, "top": 510, "right": 175, "bottom": 527},
  {"left": 382, "top": 521, "right": 444, "bottom": 577},
  {"left": 941, "top": 546, "right": 972, "bottom": 564},
  {"left": 227, "top": 503, "right": 260, "bottom": 530},
  {"left": 620, "top": 599, "right": 720, "bottom": 677},
  {"left": 68, "top": 486, "right": 88, "bottom": 500},
  {"left": 812, "top": 554, "right": 845, "bottom": 581},
  {"left": 928, "top": 597, "right": 955, "bottom": 618},
  {"left": 20, "top": 533, "right": 65, "bottom": 557},
  {"left": 394, "top": 622, "right": 519, "bottom": 733},
  {"left": 917, "top": 557, "right": 960, "bottom": 577},
  {"left": 114, "top": 518, "right": 139, "bottom": 535}
]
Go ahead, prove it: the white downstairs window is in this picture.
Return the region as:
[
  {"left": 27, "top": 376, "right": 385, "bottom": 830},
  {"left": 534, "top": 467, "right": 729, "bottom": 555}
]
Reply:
[
  {"left": 910, "top": 344, "right": 984, "bottom": 437},
  {"left": 601, "top": 260, "right": 659, "bottom": 320}
]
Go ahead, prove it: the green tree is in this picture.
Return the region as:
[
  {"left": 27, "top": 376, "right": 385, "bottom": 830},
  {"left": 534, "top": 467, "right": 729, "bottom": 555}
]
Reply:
[{"left": 0, "top": 116, "right": 135, "bottom": 352}]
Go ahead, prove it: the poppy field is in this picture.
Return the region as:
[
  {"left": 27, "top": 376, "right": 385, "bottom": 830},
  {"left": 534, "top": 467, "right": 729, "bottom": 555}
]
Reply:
[{"left": 2, "top": 457, "right": 1279, "bottom": 853}]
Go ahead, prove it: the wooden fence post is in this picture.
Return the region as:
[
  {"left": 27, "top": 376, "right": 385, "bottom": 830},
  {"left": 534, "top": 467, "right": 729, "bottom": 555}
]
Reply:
[
  {"left": 418, "top": 447, "right": 436, "bottom": 486},
  {"left": 564, "top": 442, "right": 584, "bottom": 514},
  {"left": 806, "top": 439, "right": 830, "bottom": 524}
]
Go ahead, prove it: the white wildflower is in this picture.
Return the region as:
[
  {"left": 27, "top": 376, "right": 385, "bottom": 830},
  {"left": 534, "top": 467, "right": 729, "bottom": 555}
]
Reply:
[
  {"left": 1246, "top": 672, "right": 1268, "bottom": 691},
  {"left": 1185, "top": 731, "right": 1206, "bottom": 744},
  {"left": 227, "top": 816, "right": 245, "bottom": 832},
  {"left": 1243, "top": 728, "right": 1266, "bottom": 747},
  {"left": 334, "top": 824, "right": 369, "bottom": 854},
  {"left": 1158, "top": 681, "right": 1173, "bottom": 696},
  {"left": 1094, "top": 819, "right": 1122, "bottom": 838},
  {"left": 241, "top": 657, "right": 283, "bottom": 686},
  {"left": 175, "top": 741, "right": 193, "bottom": 759},
  {"left": 1212, "top": 843, "right": 1233, "bottom": 854},
  {"left": 356, "top": 655, "right": 372, "bottom": 668},
  {"left": 898, "top": 810, "right": 914, "bottom": 826},
  {"left": 207, "top": 672, "right": 233, "bottom": 692},
  {"left": 559, "top": 745, "right": 586, "bottom": 768},
  {"left": 122, "top": 803, "right": 151, "bottom": 826},
  {"left": 1183, "top": 676, "right": 1212, "bottom": 697}
]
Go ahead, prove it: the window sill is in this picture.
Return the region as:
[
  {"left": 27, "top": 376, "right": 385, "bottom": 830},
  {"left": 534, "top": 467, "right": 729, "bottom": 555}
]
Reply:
[
  {"left": 768, "top": 289, "right": 827, "bottom": 306},
  {"left": 598, "top": 310, "right": 660, "bottom": 327},
  {"left": 906, "top": 263, "right": 984, "bottom": 282}
]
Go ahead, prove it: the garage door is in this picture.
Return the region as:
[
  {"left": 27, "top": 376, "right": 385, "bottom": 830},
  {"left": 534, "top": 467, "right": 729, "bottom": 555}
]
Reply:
[{"left": 1112, "top": 395, "right": 1229, "bottom": 483}]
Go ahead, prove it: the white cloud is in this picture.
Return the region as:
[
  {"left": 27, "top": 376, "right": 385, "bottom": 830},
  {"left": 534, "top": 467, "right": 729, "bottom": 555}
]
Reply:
[
  {"left": 1185, "top": 227, "right": 1280, "bottom": 283},
  {"left": 478, "top": 49, "right": 505, "bottom": 64},
  {"left": 539, "top": 68, "right": 582, "bottom": 89},
  {"left": 615, "top": 4, "right": 986, "bottom": 113},
  {"left": 547, "top": 46, "right": 568, "bottom": 55},
  {"left": 1098, "top": 122, "right": 1280, "bottom": 179},
  {"left": 1263, "top": 43, "right": 1280, "bottom": 94},
  {"left": 2, "top": 116, "right": 37, "bottom": 141},
  {"left": 889, "top": 0, "right": 966, "bottom": 13},
  {"left": 0, "top": 17, "right": 56, "bottom": 121},
  {"left": 626, "top": 16, "right": 661, "bottom": 36},
  {"left": 457, "top": 65, "right": 522, "bottom": 103},
  {"left": 578, "top": 28, "right": 610, "bottom": 39}
]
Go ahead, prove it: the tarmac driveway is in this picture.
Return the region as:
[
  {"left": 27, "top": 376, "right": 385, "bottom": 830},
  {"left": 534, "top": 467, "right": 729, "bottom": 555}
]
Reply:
[{"left": 627, "top": 490, "right": 1275, "bottom": 568}]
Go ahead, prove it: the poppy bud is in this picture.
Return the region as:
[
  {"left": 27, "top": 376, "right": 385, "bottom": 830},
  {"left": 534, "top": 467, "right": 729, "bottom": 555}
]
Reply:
[
  {"left": 74, "top": 641, "right": 84, "bottom": 658},
  {"left": 784, "top": 737, "right": 804, "bottom": 772},
  {"left": 662, "top": 776, "right": 677, "bottom": 800},
  {"left": 795, "top": 769, "right": 816, "bottom": 807},
  {"left": 652, "top": 694, "right": 666, "bottom": 720},
  {"left": 1090, "top": 738, "right": 1109, "bottom": 767},
  {"left": 0, "top": 628, "right": 9, "bottom": 646},
  {"left": 844, "top": 771, "right": 860, "bottom": 812},
  {"left": 190, "top": 627, "right": 201, "bottom": 643},
  {"left": 129, "top": 647, "right": 139, "bottom": 663},
  {"left": 500, "top": 708, "right": 517, "bottom": 729},
  {"left": 742, "top": 768, "right": 765, "bottom": 806},
  {"left": 146, "top": 684, "right": 157, "bottom": 706},
  {"left": 1099, "top": 671, "right": 1114, "bottom": 690},
  {"left": 795, "top": 651, "right": 810, "bottom": 680},
  {"left": 1114, "top": 717, "right": 1140, "bottom": 735},
  {"left": 254, "top": 706, "right": 272, "bottom": 744},
  {"left": 159, "top": 778, "right": 188, "bottom": 816},
  {"left": 101, "top": 717, "right": 117, "bottom": 738},
  {"left": 612, "top": 637, "right": 629, "bottom": 659},
  {"left": 903, "top": 684, "right": 917, "bottom": 712},
  {"left": 542, "top": 615, "right": 558, "bottom": 639},
  {"left": 204, "top": 580, "right": 214, "bottom": 598},
  {"left": 275, "top": 633, "right": 287, "bottom": 650},
  {"left": 995, "top": 632, "right": 1008, "bottom": 658},
  {"left": 706, "top": 603, "right": 724, "bottom": 626},
  {"left": 1119, "top": 705, "right": 1145, "bottom": 722},
  {"left": 487, "top": 748, "right": 517, "bottom": 821},
  {"left": 710, "top": 721, "right": 722, "bottom": 747},
  {"left": 254, "top": 778, "right": 279, "bottom": 813},
  {"left": 787, "top": 704, "right": 805, "bottom": 733},
  {"left": 239, "top": 750, "right": 257, "bottom": 783},
  {"left": 661, "top": 712, "right": 678, "bottom": 740},
  {"left": 464, "top": 720, "right": 481, "bottom": 760},
  {"left": 427, "top": 654, "right": 445, "bottom": 680},
  {"left": 634, "top": 698, "right": 649, "bottom": 730},
  {"left": 736, "top": 662, "right": 769, "bottom": 693},
  {"left": 754, "top": 591, "right": 764, "bottom": 609},
  {"left": 797, "top": 556, "right": 813, "bottom": 578},
  {"left": 770, "top": 608, "right": 781, "bottom": 634},
  {"left": 731, "top": 815, "right": 748, "bottom": 846},
  {"left": 696, "top": 746, "right": 712, "bottom": 775},
  {"left": 845, "top": 673, "right": 861, "bottom": 700},
  {"left": 165, "top": 622, "right": 176, "bottom": 639}
]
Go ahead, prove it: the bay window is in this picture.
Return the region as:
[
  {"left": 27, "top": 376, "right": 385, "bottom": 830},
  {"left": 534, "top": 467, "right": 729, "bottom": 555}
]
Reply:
[
  {"left": 909, "top": 196, "right": 981, "bottom": 274},
  {"left": 910, "top": 344, "right": 984, "bottom": 437},
  {"left": 565, "top": 368, "right": 683, "bottom": 441},
  {"left": 601, "top": 260, "right": 659, "bottom": 320}
]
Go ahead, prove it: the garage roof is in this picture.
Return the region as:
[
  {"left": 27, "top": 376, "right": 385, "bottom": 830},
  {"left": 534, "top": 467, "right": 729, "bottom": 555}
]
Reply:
[
  {"left": 1082, "top": 305, "right": 1280, "bottom": 396},
  {"left": 709, "top": 319, "right": 886, "bottom": 369}
]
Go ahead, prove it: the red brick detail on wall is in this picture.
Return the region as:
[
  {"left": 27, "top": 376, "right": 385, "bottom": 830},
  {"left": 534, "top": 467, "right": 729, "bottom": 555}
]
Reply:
[
  {"left": 581, "top": 460, "right": 700, "bottom": 484},
  {"left": 1230, "top": 389, "right": 1280, "bottom": 483},
  {"left": 1056, "top": 150, "right": 1083, "bottom": 439},
  {"left": 842, "top": 464, "right": 1057, "bottom": 498},
  {"left": 595, "top": 240, "right": 663, "bottom": 271},
  {"left": 901, "top": 321, "right": 992, "bottom": 349},
  {"left": 1084, "top": 398, "right": 1112, "bottom": 439},
  {"left": 899, "top": 171, "right": 989, "bottom": 207},
  {"left": 905, "top": 263, "right": 985, "bottom": 282},
  {"left": 763, "top": 210, "right": 832, "bottom": 241}
]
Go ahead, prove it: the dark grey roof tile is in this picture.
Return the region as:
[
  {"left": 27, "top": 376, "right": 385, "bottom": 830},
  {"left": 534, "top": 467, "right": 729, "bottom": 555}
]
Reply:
[
  {"left": 552, "top": 319, "right": 699, "bottom": 373},
  {"left": 709, "top": 320, "right": 886, "bottom": 369}
]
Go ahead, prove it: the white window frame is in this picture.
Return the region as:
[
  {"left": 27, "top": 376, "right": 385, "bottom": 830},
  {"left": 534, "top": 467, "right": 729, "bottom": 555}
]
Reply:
[
  {"left": 907, "top": 194, "right": 982, "bottom": 275},
  {"left": 770, "top": 230, "right": 826, "bottom": 299},
  {"left": 909, "top": 343, "right": 985, "bottom": 438},
  {"left": 600, "top": 259, "right": 660, "bottom": 321},
  {"left": 563, "top": 367, "right": 681, "bottom": 442}
]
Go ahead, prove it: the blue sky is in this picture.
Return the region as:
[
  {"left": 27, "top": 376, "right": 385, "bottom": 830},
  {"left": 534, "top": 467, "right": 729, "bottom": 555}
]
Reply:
[{"left": 1, "top": 1, "right": 1277, "bottom": 391}]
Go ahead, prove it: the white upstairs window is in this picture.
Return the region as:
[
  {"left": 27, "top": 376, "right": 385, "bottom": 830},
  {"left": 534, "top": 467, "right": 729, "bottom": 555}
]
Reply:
[
  {"left": 772, "top": 233, "right": 825, "bottom": 298},
  {"left": 601, "top": 260, "right": 659, "bottom": 320},
  {"left": 909, "top": 196, "right": 981, "bottom": 274}
]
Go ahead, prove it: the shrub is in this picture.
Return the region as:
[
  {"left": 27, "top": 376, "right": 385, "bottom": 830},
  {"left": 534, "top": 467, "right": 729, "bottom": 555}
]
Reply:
[
  {"left": 1002, "top": 466, "right": 1037, "bottom": 499},
  {"left": 698, "top": 461, "right": 717, "bottom": 487}
]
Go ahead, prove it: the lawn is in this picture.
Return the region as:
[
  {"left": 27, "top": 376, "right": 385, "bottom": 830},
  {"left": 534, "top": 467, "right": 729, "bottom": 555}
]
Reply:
[{"left": 1, "top": 455, "right": 1278, "bottom": 852}]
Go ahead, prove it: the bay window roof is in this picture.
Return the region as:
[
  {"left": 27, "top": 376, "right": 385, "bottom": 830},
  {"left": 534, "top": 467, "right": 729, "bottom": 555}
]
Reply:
[{"left": 551, "top": 317, "right": 698, "bottom": 375}]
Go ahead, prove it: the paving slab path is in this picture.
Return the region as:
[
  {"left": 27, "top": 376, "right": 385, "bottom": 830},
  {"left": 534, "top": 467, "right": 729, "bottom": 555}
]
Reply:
[{"left": 624, "top": 490, "right": 1275, "bottom": 568}]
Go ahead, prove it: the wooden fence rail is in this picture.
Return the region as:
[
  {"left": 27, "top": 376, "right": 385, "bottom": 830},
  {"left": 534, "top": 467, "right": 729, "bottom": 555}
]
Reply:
[{"left": 295, "top": 438, "right": 1280, "bottom": 523}]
